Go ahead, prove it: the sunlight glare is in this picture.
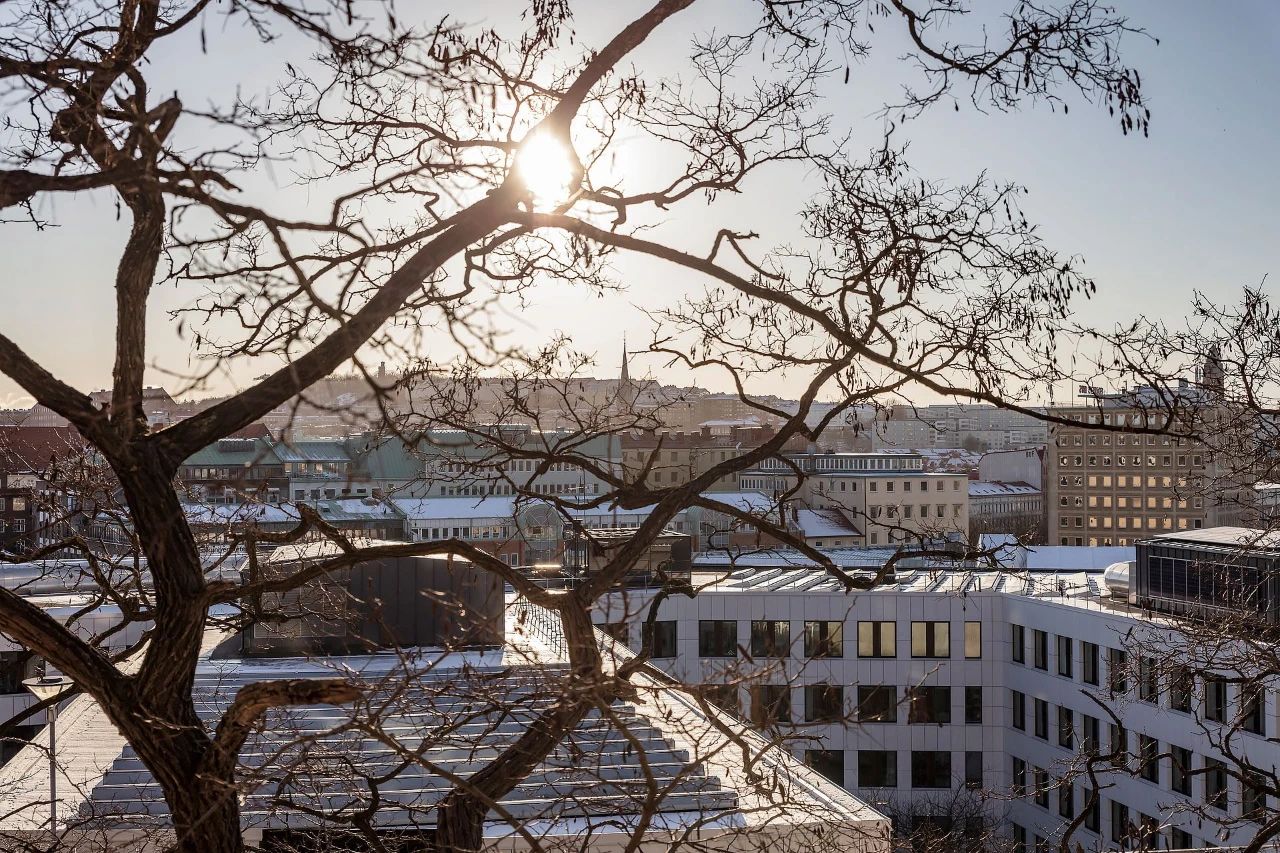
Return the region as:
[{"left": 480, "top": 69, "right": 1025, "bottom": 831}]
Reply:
[{"left": 515, "top": 131, "right": 578, "bottom": 209}]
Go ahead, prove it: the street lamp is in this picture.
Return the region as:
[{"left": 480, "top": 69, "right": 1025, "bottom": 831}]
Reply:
[{"left": 22, "top": 674, "right": 73, "bottom": 832}]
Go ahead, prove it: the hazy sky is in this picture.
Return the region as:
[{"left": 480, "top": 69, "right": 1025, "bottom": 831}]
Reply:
[{"left": 2, "top": 1, "right": 1278, "bottom": 406}]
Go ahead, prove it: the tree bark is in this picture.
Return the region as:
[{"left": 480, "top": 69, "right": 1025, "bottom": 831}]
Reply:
[{"left": 104, "top": 447, "right": 246, "bottom": 852}]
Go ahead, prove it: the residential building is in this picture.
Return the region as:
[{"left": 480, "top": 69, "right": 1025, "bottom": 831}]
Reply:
[
  {"left": 366, "top": 426, "right": 621, "bottom": 500},
  {"left": 968, "top": 481, "right": 1045, "bottom": 543},
  {"left": 872, "top": 405, "right": 1049, "bottom": 452},
  {"left": 979, "top": 447, "right": 1046, "bottom": 490},
  {"left": 621, "top": 424, "right": 808, "bottom": 492},
  {"left": 0, "top": 426, "right": 95, "bottom": 552},
  {"left": 738, "top": 451, "right": 969, "bottom": 546}
]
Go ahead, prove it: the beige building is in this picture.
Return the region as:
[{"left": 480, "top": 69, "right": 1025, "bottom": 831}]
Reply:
[
  {"left": 620, "top": 425, "right": 809, "bottom": 492},
  {"left": 1045, "top": 394, "right": 1240, "bottom": 546},
  {"left": 738, "top": 451, "right": 969, "bottom": 546}
]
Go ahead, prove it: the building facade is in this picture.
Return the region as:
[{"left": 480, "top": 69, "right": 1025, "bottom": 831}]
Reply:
[
  {"left": 738, "top": 451, "right": 969, "bottom": 546},
  {"left": 872, "top": 405, "right": 1049, "bottom": 453},
  {"left": 1045, "top": 395, "right": 1240, "bottom": 546},
  {"left": 597, "top": 529, "right": 1280, "bottom": 852}
]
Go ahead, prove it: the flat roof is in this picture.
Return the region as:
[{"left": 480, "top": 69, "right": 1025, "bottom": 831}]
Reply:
[{"left": 1143, "top": 527, "right": 1280, "bottom": 552}]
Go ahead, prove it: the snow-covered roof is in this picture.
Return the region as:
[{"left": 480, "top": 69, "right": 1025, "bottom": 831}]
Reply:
[
  {"left": 977, "top": 534, "right": 1135, "bottom": 571},
  {"left": 697, "top": 491, "right": 778, "bottom": 514},
  {"left": 794, "top": 509, "right": 861, "bottom": 539},
  {"left": 183, "top": 502, "right": 302, "bottom": 525},
  {"left": 391, "top": 495, "right": 518, "bottom": 521},
  {"left": 968, "top": 481, "right": 1041, "bottom": 497},
  {"left": 0, "top": 603, "right": 883, "bottom": 844}
]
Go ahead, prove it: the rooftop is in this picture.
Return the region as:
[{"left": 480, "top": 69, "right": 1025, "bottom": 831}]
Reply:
[
  {"left": 0, "top": 601, "right": 885, "bottom": 847},
  {"left": 968, "top": 481, "right": 1042, "bottom": 497}
]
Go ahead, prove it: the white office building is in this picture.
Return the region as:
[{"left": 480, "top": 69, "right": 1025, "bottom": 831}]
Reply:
[{"left": 596, "top": 529, "right": 1280, "bottom": 851}]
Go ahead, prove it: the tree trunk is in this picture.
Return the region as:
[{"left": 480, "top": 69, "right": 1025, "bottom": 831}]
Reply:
[{"left": 105, "top": 449, "right": 246, "bottom": 852}]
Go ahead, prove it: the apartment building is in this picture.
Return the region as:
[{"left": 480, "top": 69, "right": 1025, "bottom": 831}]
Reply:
[
  {"left": 596, "top": 528, "right": 1280, "bottom": 852},
  {"left": 620, "top": 425, "right": 808, "bottom": 492},
  {"left": 1045, "top": 390, "right": 1240, "bottom": 546},
  {"left": 968, "top": 481, "right": 1045, "bottom": 543},
  {"left": 872, "top": 405, "right": 1049, "bottom": 452},
  {"left": 738, "top": 451, "right": 969, "bottom": 546}
]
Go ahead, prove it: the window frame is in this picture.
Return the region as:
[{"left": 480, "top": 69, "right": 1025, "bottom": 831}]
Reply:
[
  {"left": 910, "top": 620, "right": 950, "bottom": 658},
  {"left": 698, "top": 619, "right": 738, "bottom": 658}
]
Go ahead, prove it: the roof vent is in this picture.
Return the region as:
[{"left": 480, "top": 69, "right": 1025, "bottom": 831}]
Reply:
[{"left": 1103, "top": 560, "right": 1133, "bottom": 600}]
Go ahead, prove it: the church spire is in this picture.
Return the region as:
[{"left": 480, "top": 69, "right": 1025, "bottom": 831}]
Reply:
[{"left": 620, "top": 335, "right": 631, "bottom": 385}]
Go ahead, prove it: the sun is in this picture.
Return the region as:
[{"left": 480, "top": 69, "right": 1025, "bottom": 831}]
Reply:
[{"left": 514, "top": 130, "right": 578, "bottom": 209}]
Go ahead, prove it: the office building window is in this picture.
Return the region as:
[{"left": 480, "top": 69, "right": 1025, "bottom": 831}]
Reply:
[
  {"left": 1034, "top": 767, "right": 1050, "bottom": 808},
  {"left": 856, "top": 685, "right": 897, "bottom": 723},
  {"left": 804, "top": 620, "right": 843, "bottom": 658},
  {"left": 911, "top": 621, "right": 950, "bottom": 658},
  {"left": 1057, "top": 635, "right": 1073, "bottom": 677},
  {"left": 1243, "top": 773, "right": 1267, "bottom": 821},
  {"left": 1059, "top": 780, "right": 1075, "bottom": 818},
  {"left": 1012, "top": 824, "right": 1027, "bottom": 853},
  {"left": 907, "top": 686, "right": 951, "bottom": 724},
  {"left": 805, "top": 749, "right": 844, "bottom": 787},
  {"left": 642, "top": 621, "right": 677, "bottom": 658},
  {"left": 1170, "top": 667, "right": 1193, "bottom": 712},
  {"left": 858, "top": 750, "right": 897, "bottom": 788},
  {"left": 1243, "top": 685, "right": 1266, "bottom": 735},
  {"left": 1058, "top": 706, "right": 1074, "bottom": 749},
  {"left": 805, "top": 684, "right": 844, "bottom": 723},
  {"left": 698, "top": 620, "right": 737, "bottom": 658},
  {"left": 857, "top": 621, "right": 896, "bottom": 658},
  {"left": 1109, "top": 723, "right": 1128, "bottom": 768},
  {"left": 964, "top": 686, "right": 982, "bottom": 724},
  {"left": 1171, "top": 745, "right": 1192, "bottom": 795},
  {"left": 1012, "top": 756, "right": 1027, "bottom": 796},
  {"left": 599, "top": 622, "right": 628, "bottom": 643},
  {"left": 964, "top": 621, "right": 981, "bottom": 658},
  {"left": 1108, "top": 647, "right": 1128, "bottom": 693},
  {"left": 1012, "top": 624, "right": 1026, "bottom": 663},
  {"left": 911, "top": 751, "right": 952, "bottom": 789},
  {"left": 1139, "top": 734, "right": 1159, "bottom": 783},
  {"left": 1082, "top": 714, "right": 1100, "bottom": 754},
  {"left": 1110, "top": 801, "right": 1130, "bottom": 845},
  {"left": 1205, "top": 678, "right": 1227, "bottom": 723},
  {"left": 750, "top": 620, "right": 791, "bottom": 658},
  {"left": 1137, "top": 814, "right": 1160, "bottom": 850},
  {"left": 964, "top": 751, "right": 983, "bottom": 789},
  {"left": 750, "top": 685, "right": 791, "bottom": 727},
  {"left": 701, "top": 684, "right": 738, "bottom": 714},
  {"left": 1083, "top": 641, "right": 1100, "bottom": 685},
  {"left": 1011, "top": 690, "right": 1026, "bottom": 730},
  {"left": 1034, "top": 698, "right": 1049, "bottom": 740},
  {"left": 1138, "top": 656, "right": 1158, "bottom": 703},
  {"left": 1033, "top": 629, "right": 1049, "bottom": 670},
  {"left": 1205, "top": 758, "right": 1228, "bottom": 811},
  {"left": 1084, "top": 789, "right": 1100, "bottom": 833},
  {"left": 1171, "top": 828, "right": 1193, "bottom": 850}
]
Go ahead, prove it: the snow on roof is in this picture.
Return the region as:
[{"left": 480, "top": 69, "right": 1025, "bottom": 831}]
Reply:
[
  {"left": 390, "top": 495, "right": 519, "bottom": 521},
  {"left": 968, "top": 481, "right": 1041, "bottom": 497},
  {"left": 693, "top": 546, "right": 938, "bottom": 571},
  {"left": 696, "top": 491, "right": 777, "bottom": 513},
  {"left": 978, "top": 535, "right": 1134, "bottom": 571},
  {"left": 794, "top": 509, "right": 861, "bottom": 538},
  {"left": 183, "top": 502, "right": 302, "bottom": 525},
  {"left": 695, "top": 566, "right": 1105, "bottom": 599},
  {"left": 1148, "top": 526, "right": 1280, "bottom": 551}
]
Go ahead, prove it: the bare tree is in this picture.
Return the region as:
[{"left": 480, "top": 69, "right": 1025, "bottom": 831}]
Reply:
[{"left": 0, "top": 0, "right": 1156, "bottom": 850}]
